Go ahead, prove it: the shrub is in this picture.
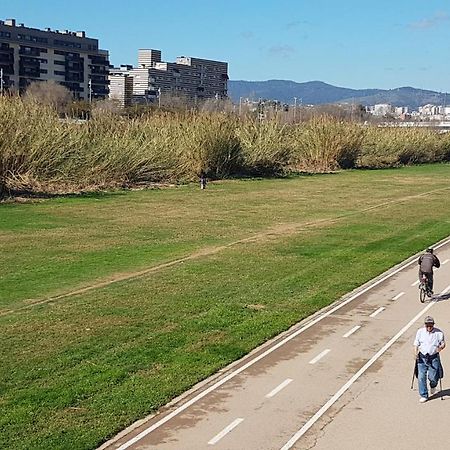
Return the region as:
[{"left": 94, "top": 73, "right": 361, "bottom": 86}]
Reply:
[
  {"left": 236, "top": 118, "right": 292, "bottom": 175},
  {"left": 289, "top": 116, "right": 365, "bottom": 172},
  {"left": 176, "top": 113, "right": 243, "bottom": 179},
  {"left": 358, "top": 127, "right": 447, "bottom": 168},
  {"left": 1, "top": 95, "right": 448, "bottom": 198}
]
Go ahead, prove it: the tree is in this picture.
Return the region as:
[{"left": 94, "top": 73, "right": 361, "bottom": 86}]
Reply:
[
  {"left": 90, "top": 98, "right": 121, "bottom": 118},
  {"left": 25, "top": 80, "right": 72, "bottom": 111},
  {"left": 200, "top": 97, "right": 234, "bottom": 113}
]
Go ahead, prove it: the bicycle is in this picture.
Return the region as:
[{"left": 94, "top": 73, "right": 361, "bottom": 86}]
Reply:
[{"left": 419, "top": 274, "right": 432, "bottom": 303}]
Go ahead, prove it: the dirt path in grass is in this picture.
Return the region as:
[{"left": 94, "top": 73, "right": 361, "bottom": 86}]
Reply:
[{"left": 1, "top": 186, "right": 449, "bottom": 317}]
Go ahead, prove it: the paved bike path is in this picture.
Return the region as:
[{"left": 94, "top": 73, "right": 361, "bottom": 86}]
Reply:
[{"left": 100, "top": 239, "right": 450, "bottom": 450}]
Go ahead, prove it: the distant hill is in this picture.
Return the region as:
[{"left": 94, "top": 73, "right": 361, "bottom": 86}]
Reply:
[{"left": 228, "top": 80, "right": 448, "bottom": 110}]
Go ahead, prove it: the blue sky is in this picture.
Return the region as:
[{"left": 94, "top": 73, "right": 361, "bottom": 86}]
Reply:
[{"left": 5, "top": 0, "right": 450, "bottom": 91}]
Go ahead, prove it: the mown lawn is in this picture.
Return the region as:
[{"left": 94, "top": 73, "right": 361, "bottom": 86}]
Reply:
[{"left": 1, "top": 164, "right": 450, "bottom": 449}]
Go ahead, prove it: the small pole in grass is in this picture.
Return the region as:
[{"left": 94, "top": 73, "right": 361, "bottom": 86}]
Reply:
[{"left": 200, "top": 171, "right": 207, "bottom": 190}]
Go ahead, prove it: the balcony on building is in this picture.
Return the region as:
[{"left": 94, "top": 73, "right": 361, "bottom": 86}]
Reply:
[
  {"left": 90, "top": 66, "right": 108, "bottom": 75},
  {"left": 61, "top": 81, "right": 84, "bottom": 92},
  {"left": 90, "top": 75, "right": 108, "bottom": 84},
  {"left": 65, "top": 73, "right": 84, "bottom": 82},
  {"left": 19, "top": 46, "right": 44, "bottom": 57},
  {"left": 88, "top": 55, "right": 109, "bottom": 66},
  {"left": 91, "top": 86, "right": 109, "bottom": 95}
]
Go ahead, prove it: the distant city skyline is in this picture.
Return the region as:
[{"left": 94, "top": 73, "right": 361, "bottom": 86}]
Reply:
[{"left": 5, "top": 0, "right": 450, "bottom": 92}]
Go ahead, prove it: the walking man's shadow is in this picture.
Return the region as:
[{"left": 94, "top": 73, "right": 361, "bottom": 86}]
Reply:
[{"left": 431, "top": 388, "right": 450, "bottom": 400}]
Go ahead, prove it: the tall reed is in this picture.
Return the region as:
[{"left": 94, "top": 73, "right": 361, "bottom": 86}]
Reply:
[
  {"left": 358, "top": 127, "right": 448, "bottom": 168},
  {"left": 289, "top": 116, "right": 365, "bottom": 172},
  {"left": 236, "top": 118, "right": 292, "bottom": 175},
  {"left": 0, "top": 97, "right": 76, "bottom": 193},
  {"left": 175, "top": 113, "right": 243, "bottom": 179},
  {"left": 1, "top": 96, "right": 449, "bottom": 197}
]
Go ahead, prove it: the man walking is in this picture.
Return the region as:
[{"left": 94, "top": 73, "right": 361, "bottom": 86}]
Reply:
[
  {"left": 414, "top": 316, "right": 445, "bottom": 403},
  {"left": 418, "top": 248, "right": 440, "bottom": 294}
]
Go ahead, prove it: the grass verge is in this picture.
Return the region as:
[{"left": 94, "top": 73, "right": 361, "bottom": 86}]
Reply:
[{"left": 1, "top": 164, "right": 450, "bottom": 449}]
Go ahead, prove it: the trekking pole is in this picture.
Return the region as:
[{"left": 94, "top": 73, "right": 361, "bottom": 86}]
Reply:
[{"left": 411, "top": 359, "right": 418, "bottom": 389}]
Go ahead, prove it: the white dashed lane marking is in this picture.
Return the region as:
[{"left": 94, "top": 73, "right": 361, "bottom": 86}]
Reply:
[
  {"left": 280, "top": 301, "right": 437, "bottom": 450},
  {"left": 369, "top": 307, "right": 385, "bottom": 318},
  {"left": 343, "top": 325, "right": 361, "bottom": 338},
  {"left": 111, "top": 238, "right": 450, "bottom": 450},
  {"left": 411, "top": 280, "right": 420, "bottom": 287},
  {"left": 443, "top": 259, "right": 449, "bottom": 265},
  {"left": 208, "top": 418, "right": 244, "bottom": 445},
  {"left": 265, "top": 379, "right": 293, "bottom": 398},
  {"left": 309, "top": 349, "right": 331, "bottom": 364},
  {"left": 392, "top": 292, "right": 405, "bottom": 301}
]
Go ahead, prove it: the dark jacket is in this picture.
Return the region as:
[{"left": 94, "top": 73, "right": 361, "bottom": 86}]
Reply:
[{"left": 419, "top": 253, "right": 440, "bottom": 273}]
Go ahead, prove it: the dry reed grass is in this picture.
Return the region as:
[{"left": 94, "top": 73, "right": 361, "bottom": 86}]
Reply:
[
  {"left": 1, "top": 96, "right": 449, "bottom": 196},
  {"left": 289, "top": 115, "right": 365, "bottom": 172}
]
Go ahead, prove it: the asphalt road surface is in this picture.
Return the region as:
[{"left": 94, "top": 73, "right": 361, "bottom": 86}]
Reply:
[{"left": 100, "top": 237, "right": 450, "bottom": 450}]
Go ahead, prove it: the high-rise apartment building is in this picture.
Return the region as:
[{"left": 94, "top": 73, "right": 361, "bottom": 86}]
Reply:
[
  {"left": 109, "top": 49, "right": 228, "bottom": 105},
  {"left": 109, "top": 68, "right": 133, "bottom": 107},
  {"left": 0, "top": 18, "right": 109, "bottom": 100}
]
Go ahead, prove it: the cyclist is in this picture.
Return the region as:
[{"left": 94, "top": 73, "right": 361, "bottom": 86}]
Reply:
[{"left": 418, "top": 248, "right": 440, "bottom": 295}]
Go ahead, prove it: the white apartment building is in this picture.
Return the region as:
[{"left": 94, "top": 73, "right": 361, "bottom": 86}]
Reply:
[
  {"left": 394, "top": 106, "right": 408, "bottom": 116},
  {"left": 0, "top": 18, "right": 109, "bottom": 99},
  {"left": 373, "top": 103, "right": 394, "bottom": 116},
  {"left": 109, "top": 49, "right": 228, "bottom": 106},
  {"left": 419, "top": 104, "right": 440, "bottom": 116},
  {"left": 109, "top": 70, "right": 133, "bottom": 107}
]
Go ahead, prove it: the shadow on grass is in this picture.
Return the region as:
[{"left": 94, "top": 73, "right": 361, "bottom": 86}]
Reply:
[{"left": 1, "top": 188, "right": 139, "bottom": 203}]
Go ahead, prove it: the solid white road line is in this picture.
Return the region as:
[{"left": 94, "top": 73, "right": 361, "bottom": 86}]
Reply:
[
  {"left": 392, "top": 292, "right": 405, "bottom": 301},
  {"left": 279, "top": 301, "right": 436, "bottom": 450},
  {"left": 309, "top": 349, "right": 331, "bottom": 364},
  {"left": 411, "top": 280, "right": 420, "bottom": 287},
  {"left": 208, "top": 418, "right": 244, "bottom": 445},
  {"left": 369, "top": 307, "right": 385, "bottom": 318},
  {"left": 442, "top": 284, "right": 450, "bottom": 294},
  {"left": 443, "top": 259, "right": 449, "bottom": 265},
  {"left": 342, "top": 325, "right": 361, "bottom": 338},
  {"left": 113, "top": 236, "right": 450, "bottom": 450},
  {"left": 265, "top": 379, "right": 293, "bottom": 399}
]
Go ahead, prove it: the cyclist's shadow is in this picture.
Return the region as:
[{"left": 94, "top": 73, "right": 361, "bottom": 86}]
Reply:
[{"left": 432, "top": 292, "right": 450, "bottom": 302}]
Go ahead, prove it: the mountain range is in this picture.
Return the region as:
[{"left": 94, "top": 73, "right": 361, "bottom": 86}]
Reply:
[{"left": 228, "top": 80, "right": 449, "bottom": 110}]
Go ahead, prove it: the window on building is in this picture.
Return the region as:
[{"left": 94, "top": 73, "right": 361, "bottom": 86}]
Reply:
[
  {"left": 19, "top": 34, "right": 48, "bottom": 43},
  {"left": 54, "top": 39, "right": 82, "bottom": 49},
  {"left": 0, "top": 31, "right": 11, "bottom": 38},
  {"left": 33, "top": 36, "right": 48, "bottom": 44}
]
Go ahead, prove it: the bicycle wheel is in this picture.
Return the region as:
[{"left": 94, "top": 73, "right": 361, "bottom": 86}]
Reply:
[{"left": 420, "top": 286, "right": 426, "bottom": 303}]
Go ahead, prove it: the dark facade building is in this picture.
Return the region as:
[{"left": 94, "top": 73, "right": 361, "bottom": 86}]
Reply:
[{"left": 0, "top": 18, "right": 109, "bottom": 99}]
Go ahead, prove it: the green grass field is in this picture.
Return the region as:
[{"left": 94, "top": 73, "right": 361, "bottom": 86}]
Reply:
[{"left": 1, "top": 164, "right": 450, "bottom": 449}]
